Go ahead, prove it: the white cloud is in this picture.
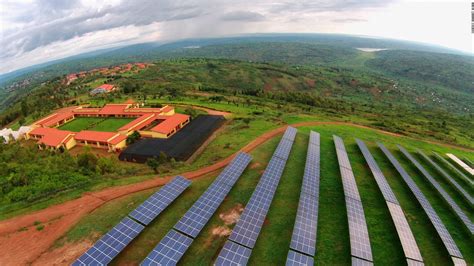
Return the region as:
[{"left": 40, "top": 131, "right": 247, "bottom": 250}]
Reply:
[{"left": 0, "top": 0, "right": 472, "bottom": 74}]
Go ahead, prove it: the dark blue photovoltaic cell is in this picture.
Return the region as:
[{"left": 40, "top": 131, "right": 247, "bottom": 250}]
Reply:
[
  {"left": 215, "top": 241, "right": 252, "bottom": 266},
  {"left": 141, "top": 230, "right": 193, "bottom": 266},
  {"left": 73, "top": 217, "right": 144, "bottom": 265},
  {"left": 222, "top": 127, "right": 296, "bottom": 254},
  {"left": 288, "top": 131, "right": 320, "bottom": 257},
  {"left": 141, "top": 152, "right": 252, "bottom": 265},
  {"left": 282, "top": 126, "right": 297, "bottom": 141},
  {"left": 129, "top": 176, "right": 191, "bottom": 225},
  {"left": 378, "top": 143, "right": 465, "bottom": 261},
  {"left": 398, "top": 146, "right": 473, "bottom": 234},
  {"left": 286, "top": 250, "right": 314, "bottom": 266}
]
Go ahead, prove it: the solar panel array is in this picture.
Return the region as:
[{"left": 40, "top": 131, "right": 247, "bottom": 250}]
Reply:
[
  {"left": 356, "top": 139, "right": 423, "bottom": 264},
  {"left": 398, "top": 146, "right": 474, "bottom": 234},
  {"left": 141, "top": 152, "right": 252, "bottom": 265},
  {"left": 130, "top": 176, "right": 191, "bottom": 225},
  {"left": 333, "top": 136, "right": 373, "bottom": 264},
  {"left": 73, "top": 217, "right": 145, "bottom": 265},
  {"left": 378, "top": 143, "right": 466, "bottom": 265},
  {"left": 433, "top": 152, "right": 474, "bottom": 186},
  {"left": 417, "top": 150, "right": 473, "bottom": 205},
  {"left": 215, "top": 127, "right": 297, "bottom": 265},
  {"left": 74, "top": 176, "right": 191, "bottom": 265},
  {"left": 287, "top": 131, "right": 320, "bottom": 263}
]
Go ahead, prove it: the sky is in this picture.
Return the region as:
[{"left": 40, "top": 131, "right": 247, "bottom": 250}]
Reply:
[{"left": 0, "top": 0, "right": 472, "bottom": 74}]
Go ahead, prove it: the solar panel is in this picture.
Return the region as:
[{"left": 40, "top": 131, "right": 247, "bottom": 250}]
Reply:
[
  {"left": 129, "top": 176, "right": 191, "bottom": 225},
  {"left": 215, "top": 152, "right": 253, "bottom": 186},
  {"left": 309, "top": 131, "right": 320, "bottom": 146},
  {"left": 141, "top": 230, "right": 193, "bottom": 266},
  {"left": 398, "top": 146, "right": 474, "bottom": 234},
  {"left": 333, "top": 136, "right": 373, "bottom": 263},
  {"left": 286, "top": 250, "right": 314, "bottom": 266},
  {"left": 73, "top": 217, "right": 145, "bottom": 265},
  {"left": 352, "top": 257, "right": 374, "bottom": 266},
  {"left": 356, "top": 139, "right": 398, "bottom": 205},
  {"left": 282, "top": 126, "right": 298, "bottom": 142},
  {"left": 433, "top": 152, "right": 473, "bottom": 186},
  {"left": 288, "top": 131, "right": 320, "bottom": 257},
  {"left": 215, "top": 241, "right": 251, "bottom": 266},
  {"left": 446, "top": 153, "right": 474, "bottom": 176},
  {"left": 222, "top": 127, "right": 295, "bottom": 254},
  {"left": 289, "top": 194, "right": 318, "bottom": 256},
  {"left": 346, "top": 196, "right": 373, "bottom": 262},
  {"left": 406, "top": 258, "right": 425, "bottom": 266},
  {"left": 274, "top": 139, "right": 295, "bottom": 161},
  {"left": 386, "top": 202, "right": 423, "bottom": 262},
  {"left": 378, "top": 143, "right": 465, "bottom": 261},
  {"left": 418, "top": 151, "right": 473, "bottom": 205}
]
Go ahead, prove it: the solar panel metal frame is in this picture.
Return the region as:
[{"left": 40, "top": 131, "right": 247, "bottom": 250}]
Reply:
[
  {"left": 129, "top": 175, "right": 191, "bottom": 225},
  {"left": 286, "top": 250, "right": 314, "bottom": 266},
  {"left": 73, "top": 217, "right": 145, "bottom": 266},
  {"left": 334, "top": 135, "right": 373, "bottom": 262},
  {"left": 140, "top": 230, "right": 193, "bottom": 266},
  {"left": 225, "top": 127, "right": 296, "bottom": 251},
  {"left": 398, "top": 146, "right": 474, "bottom": 234},
  {"left": 418, "top": 150, "right": 473, "bottom": 205},
  {"left": 378, "top": 143, "right": 465, "bottom": 261},
  {"left": 215, "top": 241, "right": 252, "bottom": 266}
]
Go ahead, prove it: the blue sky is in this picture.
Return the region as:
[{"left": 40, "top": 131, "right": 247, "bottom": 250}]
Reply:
[{"left": 0, "top": 0, "right": 472, "bottom": 74}]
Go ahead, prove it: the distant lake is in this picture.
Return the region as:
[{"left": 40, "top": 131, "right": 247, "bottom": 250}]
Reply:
[{"left": 356, "top": 48, "right": 388, "bottom": 52}]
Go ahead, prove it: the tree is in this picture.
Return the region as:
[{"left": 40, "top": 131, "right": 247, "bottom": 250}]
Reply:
[
  {"left": 146, "top": 157, "right": 159, "bottom": 173},
  {"left": 21, "top": 100, "right": 29, "bottom": 117},
  {"left": 126, "top": 131, "right": 141, "bottom": 145}
]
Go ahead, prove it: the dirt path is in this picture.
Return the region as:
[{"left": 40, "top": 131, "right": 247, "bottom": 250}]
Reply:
[{"left": 0, "top": 121, "right": 471, "bottom": 265}]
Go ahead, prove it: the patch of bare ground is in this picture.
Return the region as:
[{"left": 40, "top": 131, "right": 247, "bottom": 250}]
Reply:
[
  {"left": 249, "top": 162, "right": 262, "bottom": 169},
  {"left": 33, "top": 239, "right": 94, "bottom": 266},
  {"left": 219, "top": 203, "right": 244, "bottom": 225}
]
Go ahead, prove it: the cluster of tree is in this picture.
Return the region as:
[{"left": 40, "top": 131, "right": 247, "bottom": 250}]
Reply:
[{"left": 0, "top": 143, "right": 138, "bottom": 204}]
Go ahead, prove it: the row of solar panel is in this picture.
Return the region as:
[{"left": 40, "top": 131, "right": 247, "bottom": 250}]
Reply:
[
  {"left": 433, "top": 153, "right": 473, "bottom": 186},
  {"left": 333, "top": 136, "right": 373, "bottom": 264},
  {"left": 141, "top": 152, "right": 252, "bottom": 265},
  {"left": 287, "top": 131, "right": 320, "bottom": 263},
  {"left": 378, "top": 143, "right": 465, "bottom": 265},
  {"left": 418, "top": 151, "right": 473, "bottom": 205},
  {"left": 356, "top": 139, "right": 423, "bottom": 264},
  {"left": 398, "top": 146, "right": 474, "bottom": 234},
  {"left": 216, "top": 127, "right": 297, "bottom": 265},
  {"left": 73, "top": 175, "right": 191, "bottom": 265}
]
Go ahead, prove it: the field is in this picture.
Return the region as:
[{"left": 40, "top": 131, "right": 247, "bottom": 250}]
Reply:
[
  {"left": 54, "top": 124, "right": 474, "bottom": 265},
  {"left": 58, "top": 117, "right": 134, "bottom": 132}
]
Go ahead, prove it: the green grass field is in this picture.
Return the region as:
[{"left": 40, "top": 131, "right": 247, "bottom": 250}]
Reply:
[
  {"left": 58, "top": 117, "right": 134, "bottom": 132},
  {"left": 56, "top": 125, "right": 474, "bottom": 265}
]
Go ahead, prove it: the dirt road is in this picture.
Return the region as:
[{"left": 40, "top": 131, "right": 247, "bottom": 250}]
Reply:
[{"left": 0, "top": 121, "right": 471, "bottom": 265}]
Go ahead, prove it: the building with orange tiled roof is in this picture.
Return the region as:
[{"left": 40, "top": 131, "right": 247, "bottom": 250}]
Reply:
[
  {"left": 90, "top": 84, "right": 116, "bottom": 95},
  {"left": 27, "top": 101, "right": 190, "bottom": 152}
]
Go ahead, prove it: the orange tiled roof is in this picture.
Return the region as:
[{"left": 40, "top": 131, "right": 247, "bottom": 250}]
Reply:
[
  {"left": 118, "top": 113, "right": 156, "bottom": 132},
  {"left": 30, "top": 127, "right": 73, "bottom": 147},
  {"left": 151, "top": 114, "right": 189, "bottom": 134},
  {"left": 108, "top": 134, "right": 127, "bottom": 145}
]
